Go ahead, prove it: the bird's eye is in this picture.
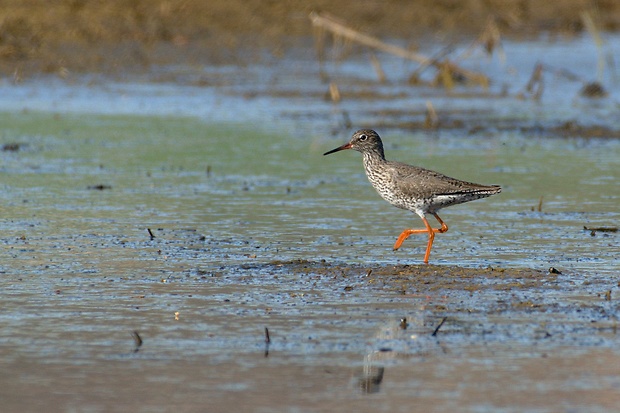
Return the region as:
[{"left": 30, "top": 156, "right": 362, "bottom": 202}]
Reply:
[{"left": 359, "top": 134, "right": 367, "bottom": 141}]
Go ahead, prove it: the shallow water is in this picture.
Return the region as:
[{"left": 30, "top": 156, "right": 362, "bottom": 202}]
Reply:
[{"left": 1, "top": 35, "right": 619, "bottom": 412}]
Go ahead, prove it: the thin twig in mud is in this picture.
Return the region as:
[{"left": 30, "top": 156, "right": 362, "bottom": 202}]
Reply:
[
  {"left": 370, "top": 53, "right": 386, "bottom": 83},
  {"left": 309, "top": 12, "right": 489, "bottom": 88},
  {"left": 535, "top": 196, "right": 543, "bottom": 212},
  {"left": 424, "top": 100, "right": 439, "bottom": 129},
  {"left": 132, "top": 331, "right": 143, "bottom": 352},
  {"left": 523, "top": 62, "right": 544, "bottom": 100},
  {"left": 431, "top": 317, "right": 447, "bottom": 336},
  {"left": 328, "top": 82, "right": 341, "bottom": 103},
  {"left": 264, "top": 327, "right": 271, "bottom": 357},
  {"left": 583, "top": 226, "right": 618, "bottom": 236},
  {"left": 147, "top": 228, "right": 155, "bottom": 240}
]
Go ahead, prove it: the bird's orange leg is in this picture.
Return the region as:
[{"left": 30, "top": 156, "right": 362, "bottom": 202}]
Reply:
[
  {"left": 393, "top": 226, "right": 429, "bottom": 251},
  {"left": 393, "top": 213, "right": 449, "bottom": 264},
  {"left": 433, "top": 213, "right": 449, "bottom": 233}
]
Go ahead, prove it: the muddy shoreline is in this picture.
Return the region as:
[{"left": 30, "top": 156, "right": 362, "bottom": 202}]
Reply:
[{"left": 2, "top": 0, "right": 620, "bottom": 77}]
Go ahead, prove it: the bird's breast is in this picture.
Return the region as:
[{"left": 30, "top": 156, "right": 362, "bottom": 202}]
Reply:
[{"left": 364, "top": 164, "right": 409, "bottom": 209}]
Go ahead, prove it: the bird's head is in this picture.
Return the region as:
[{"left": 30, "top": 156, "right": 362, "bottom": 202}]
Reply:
[{"left": 323, "top": 129, "right": 384, "bottom": 157}]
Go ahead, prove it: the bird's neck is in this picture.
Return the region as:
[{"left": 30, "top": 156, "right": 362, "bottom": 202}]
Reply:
[
  {"left": 362, "top": 149, "right": 387, "bottom": 177},
  {"left": 362, "top": 148, "right": 386, "bottom": 165}
]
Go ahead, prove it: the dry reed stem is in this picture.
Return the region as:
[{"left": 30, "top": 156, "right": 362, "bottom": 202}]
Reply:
[
  {"left": 581, "top": 10, "right": 606, "bottom": 84},
  {"left": 459, "top": 17, "right": 505, "bottom": 63},
  {"left": 309, "top": 11, "right": 489, "bottom": 88},
  {"left": 310, "top": 11, "right": 430, "bottom": 64},
  {"left": 424, "top": 100, "right": 438, "bottom": 129},
  {"left": 525, "top": 62, "right": 544, "bottom": 101},
  {"left": 329, "top": 82, "right": 341, "bottom": 102},
  {"left": 370, "top": 53, "right": 386, "bottom": 83}
]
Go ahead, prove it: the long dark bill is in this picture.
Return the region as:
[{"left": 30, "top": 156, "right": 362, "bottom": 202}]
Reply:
[{"left": 323, "top": 142, "right": 352, "bottom": 156}]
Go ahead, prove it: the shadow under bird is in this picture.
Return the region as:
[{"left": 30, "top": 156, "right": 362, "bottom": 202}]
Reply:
[{"left": 323, "top": 129, "right": 501, "bottom": 264}]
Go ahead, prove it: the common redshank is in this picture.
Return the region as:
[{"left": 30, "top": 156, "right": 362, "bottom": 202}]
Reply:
[{"left": 324, "top": 129, "right": 501, "bottom": 264}]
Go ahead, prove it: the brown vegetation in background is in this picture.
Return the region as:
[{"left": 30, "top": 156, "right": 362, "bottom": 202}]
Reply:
[{"left": 0, "top": 0, "right": 618, "bottom": 76}]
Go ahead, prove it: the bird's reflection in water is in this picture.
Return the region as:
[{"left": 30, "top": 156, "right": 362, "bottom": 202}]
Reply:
[
  {"left": 356, "top": 312, "right": 425, "bottom": 394},
  {"left": 358, "top": 365, "right": 385, "bottom": 394}
]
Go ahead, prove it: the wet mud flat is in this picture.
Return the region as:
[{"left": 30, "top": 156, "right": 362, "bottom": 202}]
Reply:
[
  {"left": 2, "top": 233, "right": 619, "bottom": 413},
  {"left": 261, "top": 258, "right": 618, "bottom": 341},
  {"left": 1, "top": 27, "right": 619, "bottom": 409}
]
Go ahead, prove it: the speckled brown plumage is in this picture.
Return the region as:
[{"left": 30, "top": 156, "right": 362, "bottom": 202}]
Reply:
[{"left": 324, "top": 129, "right": 501, "bottom": 263}]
